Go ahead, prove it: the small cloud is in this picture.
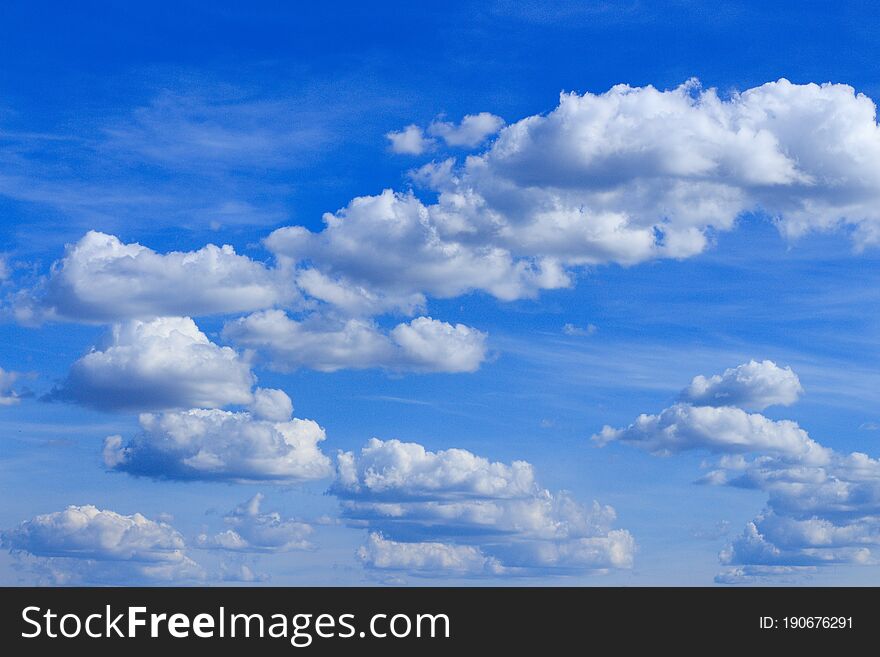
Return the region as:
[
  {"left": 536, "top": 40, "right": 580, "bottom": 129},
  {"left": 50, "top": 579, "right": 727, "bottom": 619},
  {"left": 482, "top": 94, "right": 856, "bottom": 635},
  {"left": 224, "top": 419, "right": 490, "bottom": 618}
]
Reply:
[
  {"left": 859, "top": 422, "right": 880, "bottom": 431},
  {"left": 428, "top": 112, "right": 504, "bottom": 148},
  {"left": 539, "top": 418, "right": 556, "bottom": 429},
  {"left": 386, "top": 125, "right": 435, "bottom": 155},
  {"left": 563, "top": 323, "right": 598, "bottom": 337}
]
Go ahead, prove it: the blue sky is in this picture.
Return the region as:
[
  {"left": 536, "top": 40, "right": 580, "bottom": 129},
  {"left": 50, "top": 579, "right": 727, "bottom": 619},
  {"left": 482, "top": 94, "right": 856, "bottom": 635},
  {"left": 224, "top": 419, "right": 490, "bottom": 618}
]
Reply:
[{"left": 2, "top": 1, "right": 880, "bottom": 585}]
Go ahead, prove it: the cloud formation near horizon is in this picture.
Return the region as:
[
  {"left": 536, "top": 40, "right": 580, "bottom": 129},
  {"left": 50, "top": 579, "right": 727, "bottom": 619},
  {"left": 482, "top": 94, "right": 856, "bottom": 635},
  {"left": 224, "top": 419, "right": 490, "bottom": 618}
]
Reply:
[
  {"left": 595, "top": 360, "right": 880, "bottom": 583},
  {"left": 1, "top": 505, "right": 203, "bottom": 584},
  {"left": 333, "top": 438, "right": 635, "bottom": 577}
]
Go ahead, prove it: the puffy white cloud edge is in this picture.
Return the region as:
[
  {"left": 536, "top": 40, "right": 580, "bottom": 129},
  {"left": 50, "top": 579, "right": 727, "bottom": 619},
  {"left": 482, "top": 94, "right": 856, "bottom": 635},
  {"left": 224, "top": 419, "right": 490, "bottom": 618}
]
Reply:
[
  {"left": 595, "top": 360, "right": 880, "bottom": 583},
  {"left": 1, "top": 505, "right": 204, "bottom": 584},
  {"left": 225, "top": 311, "right": 488, "bottom": 373},
  {"left": 335, "top": 438, "right": 635, "bottom": 577},
  {"left": 49, "top": 316, "right": 255, "bottom": 412},
  {"left": 104, "top": 389, "right": 332, "bottom": 483}
]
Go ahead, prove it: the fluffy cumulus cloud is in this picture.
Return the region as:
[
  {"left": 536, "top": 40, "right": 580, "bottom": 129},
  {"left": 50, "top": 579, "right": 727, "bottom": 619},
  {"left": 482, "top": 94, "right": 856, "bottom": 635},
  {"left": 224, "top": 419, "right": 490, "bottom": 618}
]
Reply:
[
  {"left": 1, "top": 505, "right": 203, "bottom": 584},
  {"left": 386, "top": 125, "right": 435, "bottom": 155},
  {"left": 267, "top": 80, "right": 880, "bottom": 315},
  {"left": 0, "top": 366, "right": 24, "bottom": 406},
  {"left": 357, "top": 533, "right": 504, "bottom": 577},
  {"left": 265, "top": 189, "right": 571, "bottom": 314},
  {"left": 17, "top": 231, "right": 291, "bottom": 324},
  {"left": 593, "top": 403, "right": 828, "bottom": 461},
  {"left": 103, "top": 389, "right": 332, "bottom": 483},
  {"left": 333, "top": 438, "right": 634, "bottom": 577},
  {"left": 247, "top": 386, "right": 295, "bottom": 422},
  {"left": 225, "top": 310, "right": 487, "bottom": 373},
  {"left": 427, "top": 112, "right": 505, "bottom": 147},
  {"left": 387, "top": 112, "right": 504, "bottom": 154},
  {"left": 333, "top": 438, "right": 536, "bottom": 500},
  {"left": 198, "top": 494, "right": 314, "bottom": 552},
  {"left": 680, "top": 360, "right": 803, "bottom": 410},
  {"left": 594, "top": 360, "right": 880, "bottom": 583},
  {"left": 48, "top": 316, "right": 255, "bottom": 412}
]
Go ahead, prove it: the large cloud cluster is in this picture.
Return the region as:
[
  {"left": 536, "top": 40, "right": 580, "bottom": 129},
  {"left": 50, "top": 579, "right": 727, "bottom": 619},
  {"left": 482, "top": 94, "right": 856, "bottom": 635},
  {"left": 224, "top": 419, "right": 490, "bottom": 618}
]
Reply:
[
  {"left": 268, "top": 80, "right": 880, "bottom": 315},
  {"left": 595, "top": 360, "right": 880, "bottom": 583},
  {"left": 333, "top": 438, "right": 634, "bottom": 576},
  {"left": 20, "top": 80, "right": 880, "bottom": 378}
]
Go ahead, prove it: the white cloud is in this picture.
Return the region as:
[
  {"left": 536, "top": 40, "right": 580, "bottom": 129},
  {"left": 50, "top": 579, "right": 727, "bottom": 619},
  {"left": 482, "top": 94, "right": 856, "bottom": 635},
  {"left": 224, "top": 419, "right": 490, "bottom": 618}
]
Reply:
[
  {"left": 357, "top": 533, "right": 505, "bottom": 577},
  {"left": 333, "top": 438, "right": 536, "bottom": 500},
  {"left": 704, "top": 449, "right": 880, "bottom": 518},
  {"left": 1, "top": 505, "right": 203, "bottom": 584},
  {"left": 334, "top": 438, "right": 634, "bottom": 576},
  {"left": 264, "top": 189, "right": 571, "bottom": 313},
  {"left": 719, "top": 513, "right": 876, "bottom": 568},
  {"left": 428, "top": 112, "right": 505, "bottom": 147},
  {"left": 390, "top": 317, "right": 488, "bottom": 373},
  {"left": 386, "top": 125, "right": 435, "bottom": 155},
  {"left": 295, "top": 267, "right": 425, "bottom": 316},
  {"left": 248, "top": 387, "right": 295, "bottom": 422},
  {"left": 17, "top": 231, "right": 291, "bottom": 324},
  {"left": 198, "top": 494, "right": 314, "bottom": 552},
  {"left": 49, "top": 316, "right": 255, "bottom": 412},
  {"left": 593, "top": 402, "right": 828, "bottom": 461},
  {"left": 225, "top": 311, "right": 488, "bottom": 373},
  {"left": 0, "top": 366, "right": 24, "bottom": 406},
  {"left": 267, "top": 80, "right": 880, "bottom": 314},
  {"left": 595, "top": 361, "right": 880, "bottom": 582},
  {"left": 104, "top": 400, "right": 332, "bottom": 483},
  {"left": 681, "top": 360, "right": 803, "bottom": 410}
]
